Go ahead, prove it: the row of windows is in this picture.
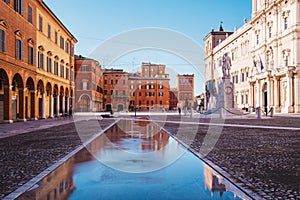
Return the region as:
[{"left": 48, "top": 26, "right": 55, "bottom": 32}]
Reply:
[
  {"left": 37, "top": 53, "right": 72, "bottom": 80},
  {"left": 129, "top": 84, "right": 164, "bottom": 90},
  {"left": 38, "top": 16, "right": 74, "bottom": 56},
  {"left": 132, "top": 100, "right": 164, "bottom": 106},
  {"left": 256, "top": 16, "right": 289, "bottom": 45},
  {"left": 104, "top": 79, "right": 127, "bottom": 85},
  {"left": 129, "top": 92, "right": 165, "bottom": 97}
]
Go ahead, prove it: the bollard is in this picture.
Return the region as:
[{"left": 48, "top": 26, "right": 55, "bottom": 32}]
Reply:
[
  {"left": 257, "top": 107, "right": 261, "bottom": 119},
  {"left": 270, "top": 107, "right": 274, "bottom": 117},
  {"left": 190, "top": 108, "right": 193, "bottom": 118}
]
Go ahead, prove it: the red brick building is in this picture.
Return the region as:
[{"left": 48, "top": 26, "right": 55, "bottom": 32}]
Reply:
[
  {"left": 74, "top": 55, "right": 103, "bottom": 112},
  {"left": 103, "top": 69, "right": 129, "bottom": 112},
  {"left": 169, "top": 88, "right": 179, "bottom": 110},
  {"left": 177, "top": 74, "right": 194, "bottom": 108},
  {"left": 129, "top": 62, "right": 170, "bottom": 111}
]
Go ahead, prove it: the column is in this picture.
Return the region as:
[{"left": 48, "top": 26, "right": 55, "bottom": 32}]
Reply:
[
  {"left": 294, "top": 70, "right": 300, "bottom": 113},
  {"left": 50, "top": 93, "right": 54, "bottom": 118},
  {"left": 67, "top": 96, "right": 70, "bottom": 114},
  {"left": 62, "top": 96, "right": 65, "bottom": 114},
  {"left": 42, "top": 92, "right": 46, "bottom": 119},
  {"left": 30, "top": 90, "right": 36, "bottom": 120},
  {"left": 3, "top": 85, "right": 13, "bottom": 123},
  {"left": 274, "top": 77, "right": 280, "bottom": 112},
  {"left": 267, "top": 78, "right": 272, "bottom": 110},
  {"left": 249, "top": 83, "right": 254, "bottom": 108},
  {"left": 18, "top": 88, "right": 26, "bottom": 121},
  {"left": 57, "top": 95, "right": 60, "bottom": 116},
  {"left": 286, "top": 72, "right": 294, "bottom": 113},
  {"left": 256, "top": 80, "right": 260, "bottom": 108}
]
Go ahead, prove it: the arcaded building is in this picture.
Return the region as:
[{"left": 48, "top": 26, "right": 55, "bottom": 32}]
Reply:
[
  {"left": 128, "top": 62, "right": 170, "bottom": 111},
  {"left": 204, "top": 0, "right": 300, "bottom": 113},
  {"left": 0, "top": 0, "right": 76, "bottom": 123},
  {"left": 74, "top": 55, "right": 103, "bottom": 112}
]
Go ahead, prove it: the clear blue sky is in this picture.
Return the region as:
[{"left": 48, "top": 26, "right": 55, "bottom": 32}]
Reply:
[{"left": 44, "top": 0, "right": 252, "bottom": 94}]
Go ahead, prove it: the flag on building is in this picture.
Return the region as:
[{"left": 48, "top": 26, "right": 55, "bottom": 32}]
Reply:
[
  {"left": 259, "top": 55, "right": 264, "bottom": 71},
  {"left": 251, "top": 57, "right": 257, "bottom": 76}
]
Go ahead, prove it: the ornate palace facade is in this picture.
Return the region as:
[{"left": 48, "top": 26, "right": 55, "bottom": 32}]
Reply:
[{"left": 204, "top": 0, "right": 300, "bottom": 113}]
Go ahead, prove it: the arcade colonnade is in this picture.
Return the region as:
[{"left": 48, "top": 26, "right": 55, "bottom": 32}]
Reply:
[
  {"left": 0, "top": 68, "right": 74, "bottom": 123},
  {"left": 248, "top": 69, "right": 300, "bottom": 113}
]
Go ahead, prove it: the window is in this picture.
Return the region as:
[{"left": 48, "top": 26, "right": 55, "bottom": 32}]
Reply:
[
  {"left": 47, "top": 24, "right": 51, "bottom": 39},
  {"left": 81, "top": 65, "right": 89, "bottom": 71},
  {"left": 256, "top": 34, "right": 259, "bottom": 45},
  {"left": 38, "top": 52, "right": 44, "bottom": 69},
  {"left": 110, "top": 90, "right": 113, "bottom": 95},
  {"left": 60, "top": 64, "right": 64, "bottom": 78},
  {"left": 130, "top": 85, "right": 134, "bottom": 89},
  {"left": 82, "top": 81, "right": 88, "bottom": 90},
  {"left": 4, "top": 0, "right": 10, "bottom": 4},
  {"left": 60, "top": 36, "right": 64, "bottom": 49},
  {"left": 59, "top": 181, "right": 64, "bottom": 193},
  {"left": 268, "top": 26, "right": 272, "bottom": 38},
  {"left": 65, "top": 41, "right": 69, "bottom": 53},
  {"left": 159, "top": 92, "right": 163, "bottom": 96},
  {"left": 70, "top": 45, "right": 74, "bottom": 56},
  {"left": 28, "top": 46, "right": 35, "bottom": 65},
  {"left": 39, "top": 16, "right": 43, "bottom": 32},
  {"left": 104, "top": 90, "right": 107, "bottom": 95},
  {"left": 0, "top": 30, "right": 5, "bottom": 53},
  {"left": 284, "top": 55, "right": 289, "bottom": 66},
  {"left": 104, "top": 80, "right": 107, "bottom": 85},
  {"left": 160, "top": 101, "right": 162, "bottom": 105},
  {"left": 47, "top": 57, "right": 52, "bottom": 72},
  {"left": 28, "top": 6, "right": 32, "bottom": 23},
  {"left": 55, "top": 31, "right": 58, "bottom": 44},
  {"left": 54, "top": 61, "right": 58, "bottom": 75},
  {"left": 14, "top": 0, "right": 24, "bottom": 15},
  {"left": 111, "top": 80, "right": 113, "bottom": 85},
  {"left": 66, "top": 68, "right": 69, "bottom": 80},
  {"left": 71, "top": 71, "right": 74, "bottom": 81},
  {"left": 284, "top": 17, "right": 288, "bottom": 30},
  {"left": 15, "top": 39, "right": 24, "bottom": 61},
  {"left": 139, "top": 92, "right": 142, "bottom": 96}
]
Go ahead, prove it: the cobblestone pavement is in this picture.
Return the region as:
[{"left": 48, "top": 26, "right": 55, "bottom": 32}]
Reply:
[
  {"left": 160, "top": 115, "right": 300, "bottom": 200},
  {"left": 0, "top": 115, "right": 299, "bottom": 199}
]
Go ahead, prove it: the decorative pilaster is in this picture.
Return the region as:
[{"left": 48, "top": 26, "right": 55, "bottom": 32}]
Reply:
[
  {"left": 294, "top": 69, "right": 300, "bottom": 113},
  {"left": 287, "top": 70, "right": 294, "bottom": 113}
]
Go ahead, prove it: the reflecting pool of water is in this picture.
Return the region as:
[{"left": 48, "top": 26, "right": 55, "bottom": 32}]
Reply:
[{"left": 18, "top": 119, "right": 251, "bottom": 200}]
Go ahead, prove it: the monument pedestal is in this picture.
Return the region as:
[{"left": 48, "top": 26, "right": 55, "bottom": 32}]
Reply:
[{"left": 217, "top": 76, "right": 234, "bottom": 109}]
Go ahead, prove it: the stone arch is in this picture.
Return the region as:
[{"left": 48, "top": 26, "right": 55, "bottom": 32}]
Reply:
[
  {"left": 12, "top": 73, "right": 24, "bottom": 121},
  {"left": 26, "top": 77, "right": 35, "bottom": 119},
  {"left": 78, "top": 94, "right": 91, "bottom": 112},
  {"left": 0, "top": 69, "right": 10, "bottom": 122}
]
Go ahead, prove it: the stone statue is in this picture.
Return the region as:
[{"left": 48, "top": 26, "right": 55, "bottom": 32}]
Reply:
[{"left": 222, "top": 53, "right": 231, "bottom": 77}]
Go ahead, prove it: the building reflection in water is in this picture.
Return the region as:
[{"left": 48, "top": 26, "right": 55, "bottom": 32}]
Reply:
[
  {"left": 204, "top": 164, "right": 240, "bottom": 199},
  {"left": 18, "top": 158, "right": 75, "bottom": 200},
  {"left": 16, "top": 120, "right": 246, "bottom": 199}
]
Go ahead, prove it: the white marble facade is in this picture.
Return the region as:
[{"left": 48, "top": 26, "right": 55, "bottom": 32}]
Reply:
[{"left": 204, "top": 0, "right": 300, "bottom": 113}]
